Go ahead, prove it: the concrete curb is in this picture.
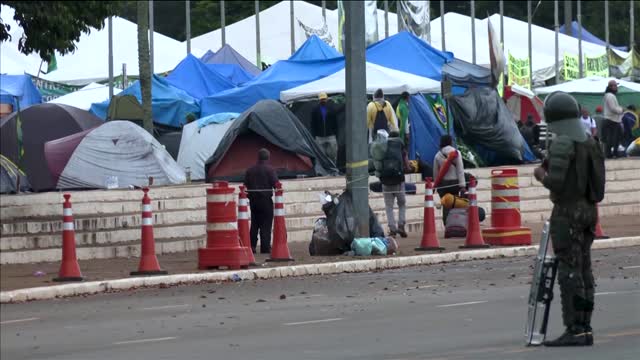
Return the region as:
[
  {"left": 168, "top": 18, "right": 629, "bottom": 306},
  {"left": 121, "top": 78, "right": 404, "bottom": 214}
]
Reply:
[{"left": 2, "top": 236, "right": 638, "bottom": 304}]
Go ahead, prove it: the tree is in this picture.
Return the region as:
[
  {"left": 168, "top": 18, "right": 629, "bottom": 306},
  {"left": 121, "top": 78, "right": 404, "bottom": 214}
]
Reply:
[
  {"left": 0, "top": 1, "right": 115, "bottom": 62},
  {"left": 137, "top": 1, "right": 154, "bottom": 135}
]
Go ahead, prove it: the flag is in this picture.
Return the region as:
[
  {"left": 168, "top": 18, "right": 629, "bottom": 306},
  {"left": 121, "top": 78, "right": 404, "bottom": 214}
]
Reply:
[
  {"left": 488, "top": 19, "right": 505, "bottom": 88},
  {"left": 398, "top": 1, "right": 431, "bottom": 43},
  {"left": 43, "top": 53, "right": 57, "bottom": 74},
  {"left": 337, "top": 0, "right": 345, "bottom": 53}
]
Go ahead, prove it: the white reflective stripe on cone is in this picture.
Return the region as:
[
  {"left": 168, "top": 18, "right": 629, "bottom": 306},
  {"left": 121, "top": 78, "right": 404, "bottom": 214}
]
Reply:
[
  {"left": 239, "top": 199, "right": 249, "bottom": 206},
  {"left": 426, "top": 189, "right": 433, "bottom": 196},
  {"left": 207, "top": 194, "right": 235, "bottom": 203},
  {"left": 471, "top": 200, "right": 477, "bottom": 207},
  {"left": 275, "top": 196, "right": 284, "bottom": 203},
  {"left": 424, "top": 200, "right": 434, "bottom": 208},
  {"left": 142, "top": 204, "right": 152, "bottom": 212},
  {"left": 142, "top": 217, "right": 153, "bottom": 226},
  {"left": 206, "top": 222, "right": 238, "bottom": 231},
  {"left": 63, "top": 208, "right": 73, "bottom": 216},
  {"left": 492, "top": 189, "right": 520, "bottom": 197},
  {"left": 469, "top": 187, "right": 477, "bottom": 194},
  {"left": 274, "top": 209, "right": 285, "bottom": 217},
  {"left": 238, "top": 212, "right": 250, "bottom": 220},
  {"left": 63, "top": 222, "right": 74, "bottom": 231},
  {"left": 492, "top": 202, "right": 520, "bottom": 210}
]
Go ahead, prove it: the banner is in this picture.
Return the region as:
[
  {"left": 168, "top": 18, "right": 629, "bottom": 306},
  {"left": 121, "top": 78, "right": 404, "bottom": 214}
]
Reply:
[
  {"left": 488, "top": 19, "right": 505, "bottom": 88},
  {"left": 563, "top": 53, "right": 579, "bottom": 81},
  {"left": 507, "top": 52, "right": 530, "bottom": 89},
  {"left": 585, "top": 53, "right": 608, "bottom": 77},
  {"left": 337, "top": 0, "right": 345, "bottom": 53},
  {"left": 298, "top": 19, "right": 335, "bottom": 49},
  {"left": 398, "top": 1, "right": 431, "bottom": 43},
  {"left": 30, "top": 77, "right": 82, "bottom": 102},
  {"left": 364, "top": 0, "right": 379, "bottom": 47}
]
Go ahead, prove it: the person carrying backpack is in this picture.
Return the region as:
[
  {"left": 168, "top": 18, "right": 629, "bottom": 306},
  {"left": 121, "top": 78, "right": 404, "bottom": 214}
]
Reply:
[
  {"left": 367, "top": 88, "right": 398, "bottom": 143},
  {"left": 376, "top": 131, "right": 407, "bottom": 238}
]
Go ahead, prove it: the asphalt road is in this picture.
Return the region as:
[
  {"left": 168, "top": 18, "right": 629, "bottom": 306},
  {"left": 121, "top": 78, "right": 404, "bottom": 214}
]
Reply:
[{"left": 2, "top": 247, "right": 639, "bottom": 360}]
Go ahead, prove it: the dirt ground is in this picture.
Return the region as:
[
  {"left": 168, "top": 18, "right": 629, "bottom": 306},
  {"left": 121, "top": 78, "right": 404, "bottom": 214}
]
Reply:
[{"left": 1, "top": 215, "right": 639, "bottom": 291}]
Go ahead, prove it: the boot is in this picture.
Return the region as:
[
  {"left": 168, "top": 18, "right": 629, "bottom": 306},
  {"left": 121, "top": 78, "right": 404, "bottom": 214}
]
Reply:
[
  {"left": 388, "top": 228, "right": 397, "bottom": 237},
  {"left": 397, "top": 224, "right": 408, "bottom": 238},
  {"left": 584, "top": 311, "right": 594, "bottom": 345},
  {"left": 544, "top": 327, "right": 590, "bottom": 347}
]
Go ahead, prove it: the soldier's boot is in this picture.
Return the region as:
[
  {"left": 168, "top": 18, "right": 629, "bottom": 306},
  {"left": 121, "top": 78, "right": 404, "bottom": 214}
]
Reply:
[
  {"left": 397, "top": 224, "right": 408, "bottom": 238},
  {"left": 544, "top": 326, "right": 590, "bottom": 347},
  {"left": 584, "top": 311, "right": 594, "bottom": 345}
]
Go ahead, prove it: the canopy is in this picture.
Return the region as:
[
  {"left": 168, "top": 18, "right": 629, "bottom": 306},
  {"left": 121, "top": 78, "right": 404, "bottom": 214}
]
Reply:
[
  {"left": 177, "top": 119, "right": 237, "bottom": 181},
  {"left": 281, "top": 62, "right": 441, "bottom": 102},
  {"left": 441, "top": 58, "right": 492, "bottom": 87},
  {"left": 289, "top": 35, "right": 341, "bottom": 61},
  {"left": 90, "top": 75, "right": 200, "bottom": 128},
  {"left": 0, "top": 154, "right": 30, "bottom": 194},
  {"left": 504, "top": 85, "right": 544, "bottom": 124},
  {"left": 201, "top": 44, "right": 262, "bottom": 76},
  {"left": 0, "top": 74, "right": 42, "bottom": 109},
  {"left": 49, "top": 83, "right": 121, "bottom": 110},
  {"left": 560, "top": 21, "right": 628, "bottom": 52},
  {"left": 205, "top": 63, "right": 255, "bottom": 85},
  {"left": 165, "top": 54, "right": 235, "bottom": 99},
  {"left": 45, "top": 121, "right": 185, "bottom": 189}
]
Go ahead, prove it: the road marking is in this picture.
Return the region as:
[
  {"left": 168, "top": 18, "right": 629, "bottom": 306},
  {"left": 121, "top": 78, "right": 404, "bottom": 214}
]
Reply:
[
  {"left": 604, "top": 329, "right": 640, "bottom": 338},
  {"left": 622, "top": 265, "right": 640, "bottom": 269},
  {"left": 140, "top": 304, "right": 190, "bottom": 311},
  {"left": 0, "top": 317, "right": 39, "bottom": 325},
  {"left": 436, "top": 301, "right": 488, "bottom": 308},
  {"left": 286, "top": 294, "right": 326, "bottom": 299},
  {"left": 113, "top": 337, "right": 177, "bottom": 345},
  {"left": 284, "top": 318, "right": 343, "bottom": 326},
  {"left": 595, "top": 290, "right": 640, "bottom": 296}
]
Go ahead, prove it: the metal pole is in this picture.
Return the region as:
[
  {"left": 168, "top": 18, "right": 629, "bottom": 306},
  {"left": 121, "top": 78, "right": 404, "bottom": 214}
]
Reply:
[
  {"left": 221, "top": 0, "right": 226, "bottom": 46},
  {"left": 344, "top": 0, "right": 369, "bottom": 238},
  {"left": 427, "top": 0, "right": 431, "bottom": 44},
  {"left": 290, "top": 0, "right": 295, "bottom": 55},
  {"left": 499, "top": 0, "right": 504, "bottom": 47},
  {"left": 397, "top": 0, "right": 401, "bottom": 32},
  {"left": 564, "top": 0, "right": 572, "bottom": 37},
  {"left": 554, "top": 0, "right": 560, "bottom": 83},
  {"left": 384, "top": 0, "right": 389, "bottom": 38},
  {"left": 149, "top": 0, "right": 154, "bottom": 74},
  {"left": 577, "top": 0, "right": 583, "bottom": 78},
  {"left": 471, "top": 0, "right": 476, "bottom": 64},
  {"left": 440, "top": 0, "right": 445, "bottom": 51},
  {"left": 605, "top": 0, "right": 610, "bottom": 70},
  {"left": 322, "top": 0, "right": 326, "bottom": 21},
  {"left": 256, "top": 0, "right": 261, "bottom": 68},
  {"left": 108, "top": 16, "right": 114, "bottom": 99},
  {"left": 528, "top": 0, "right": 533, "bottom": 87},
  {"left": 123, "top": 63, "right": 128, "bottom": 88},
  {"left": 186, "top": 0, "right": 191, "bottom": 54},
  {"left": 632, "top": 0, "right": 636, "bottom": 48}
]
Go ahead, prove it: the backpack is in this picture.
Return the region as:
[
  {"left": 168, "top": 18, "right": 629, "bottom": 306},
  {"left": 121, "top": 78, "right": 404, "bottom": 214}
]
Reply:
[
  {"left": 373, "top": 104, "right": 389, "bottom": 137},
  {"left": 584, "top": 139, "right": 606, "bottom": 203},
  {"left": 379, "top": 138, "right": 404, "bottom": 185}
]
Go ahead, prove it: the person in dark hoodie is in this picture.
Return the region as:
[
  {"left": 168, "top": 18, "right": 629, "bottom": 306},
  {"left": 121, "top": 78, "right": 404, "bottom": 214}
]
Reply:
[
  {"left": 311, "top": 92, "right": 339, "bottom": 165},
  {"left": 244, "top": 148, "right": 279, "bottom": 254}
]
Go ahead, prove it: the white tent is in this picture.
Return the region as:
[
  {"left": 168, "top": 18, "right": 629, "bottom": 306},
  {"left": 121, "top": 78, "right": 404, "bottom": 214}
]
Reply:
[
  {"left": 190, "top": 1, "right": 398, "bottom": 65},
  {"left": 177, "top": 120, "right": 236, "bottom": 181},
  {"left": 534, "top": 76, "right": 640, "bottom": 95},
  {"left": 48, "top": 83, "right": 122, "bottom": 110},
  {"left": 0, "top": 5, "right": 202, "bottom": 84},
  {"left": 281, "top": 62, "right": 440, "bottom": 103}
]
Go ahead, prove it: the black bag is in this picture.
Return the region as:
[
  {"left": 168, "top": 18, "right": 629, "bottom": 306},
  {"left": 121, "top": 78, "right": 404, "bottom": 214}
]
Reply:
[
  {"left": 379, "top": 138, "right": 404, "bottom": 185},
  {"left": 373, "top": 105, "right": 389, "bottom": 137},
  {"left": 584, "top": 139, "right": 606, "bottom": 203}
]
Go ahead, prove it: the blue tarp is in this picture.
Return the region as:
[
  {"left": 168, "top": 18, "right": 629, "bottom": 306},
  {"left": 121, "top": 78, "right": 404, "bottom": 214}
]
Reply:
[
  {"left": 560, "top": 21, "right": 628, "bottom": 52},
  {"left": 200, "top": 57, "right": 345, "bottom": 116},
  {"left": 201, "top": 44, "right": 262, "bottom": 76},
  {"left": 407, "top": 94, "right": 448, "bottom": 165},
  {"left": 289, "top": 35, "right": 341, "bottom": 61},
  {"left": 197, "top": 112, "right": 240, "bottom": 128},
  {"left": 90, "top": 75, "right": 200, "bottom": 128},
  {"left": 0, "top": 74, "right": 42, "bottom": 110},
  {"left": 366, "top": 31, "right": 454, "bottom": 81},
  {"left": 165, "top": 54, "right": 235, "bottom": 100},
  {"left": 205, "top": 63, "right": 254, "bottom": 86}
]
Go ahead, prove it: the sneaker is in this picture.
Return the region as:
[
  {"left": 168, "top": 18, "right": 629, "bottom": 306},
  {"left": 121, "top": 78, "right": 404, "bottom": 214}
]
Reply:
[
  {"left": 397, "top": 225, "right": 408, "bottom": 238},
  {"left": 544, "top": 329, "right": 590, "bottom": 347},
  {"left": 388, "top": 229, "right": 397, "bottom": 237}
]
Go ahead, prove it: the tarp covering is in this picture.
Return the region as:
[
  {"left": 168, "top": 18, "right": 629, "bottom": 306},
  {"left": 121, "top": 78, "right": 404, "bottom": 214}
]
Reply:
[
  {"left": 366, "top": 31, "right": 454, "bottom": 81},
  {"left": 289, "top": 35, "right": 341, "bottom": 61},
  {"left": 90, "top": 75, "right": 200, "bottom": 128},
  {"left": 165, "top": 54, "right": 235, "bottom": 99},
  {"left": 0, "top": 74, "right": 42, "bottom": 109},
  {"left": 177, "top": 119, "right": 236, "bottom": 181},
  {"left": 49, "top": 83, "right": 121, "bottom": 110},
  {"left": 0, "top": 103, "right": 102, "bottom": 191},
  {"left": 156, "top": 131, "right": 182, "bottom": 160},
  {"left": 281, "top": 62, "right": 440, "bottom": 102},
  {"left": 441, "top": 58, "right": 492, "bottom": 87},
  {"left": 200, "top": 57, "right": 345, "bottom": 116},
  {"left": 449, "top": 88, "right": 535, "bottom": 165},
  {"left": 201, "top": 44, "right": 262, "bottom": 76},
  {"left": 0, "top": 154, "right": 30, "bottom": 193},
  {"left": 205, "top": 63, "right": 255, "bottom": 85},
  {"left": 45, "top": 121, "right": 185, "bottom": 189},
  {"left": 560, "top": 21, "right": 628, "bottom": 52},
  {"left": 204, "top": 100, "right": 338, "bottom": 181}
]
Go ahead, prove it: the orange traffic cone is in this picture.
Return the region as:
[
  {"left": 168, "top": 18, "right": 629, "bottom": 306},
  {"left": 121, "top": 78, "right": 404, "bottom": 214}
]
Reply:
[
  {"left": 54, "top": 194, "right": 83, "bottom": 282},
  {"left": 131, "top": 188, "right": 168, "bottom": 276},
  {"left": 416, "top": 178, "right": 444, "bottom": 251},
  {"left": 238, "top": 185, "right": 257, "bottom": 265},
  {"left": 267, "top": 182, "right": 294, "bottom": 262},
  {"left": 460, "top": 177, "right": 490, "bottom": 249},
  {"left": 594, "top": 204, "right": 609, "bottom": 239}
]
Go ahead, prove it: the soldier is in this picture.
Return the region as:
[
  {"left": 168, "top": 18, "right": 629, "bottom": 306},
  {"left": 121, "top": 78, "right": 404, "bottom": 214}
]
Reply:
[{"left": 533, "top": 92, "right": 605, "bottom": 347}]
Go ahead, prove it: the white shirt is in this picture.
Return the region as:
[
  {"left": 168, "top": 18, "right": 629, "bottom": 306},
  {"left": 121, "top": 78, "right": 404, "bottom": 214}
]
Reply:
[
  {"left": 580, "top": 116, "right": 596, "bottom": 135},
  {"left": 603, "top": 92, "right": 624, "bottom": 123}
]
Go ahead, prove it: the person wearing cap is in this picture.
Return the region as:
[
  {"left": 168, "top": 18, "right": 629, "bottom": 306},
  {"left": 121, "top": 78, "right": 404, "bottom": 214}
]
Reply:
[
  {"left": 244, "top": 148, "right": 279, "bottom": 254},
  {"left": 602, "top": 80, "right": 625, "bottom": 158},
  {"left": 533, "top": 91, "right": 605, "bottom": 347},
  {"left": 311, "top": 92, "right": 338, "bottom": 165},
  {"left": 367, "top": 88, "right": 398, "bottom": 143}
]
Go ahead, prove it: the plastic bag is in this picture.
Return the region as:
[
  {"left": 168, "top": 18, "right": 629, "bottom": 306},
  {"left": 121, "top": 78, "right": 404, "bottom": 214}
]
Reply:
[
  {"left": 309, "top": 218, "right": 342, "bottom": 256},
  {"left": 351, "top": 238, "right": 373, "bottom": 256},
  {"left": 371, "top": 237, "right": 388, "bottom": 255},
  {"left": 383, "top": 237, "right": 398, "bottom": 254},
  {"left": 445, "top": 208, "right": 467, "bottom": 238}
]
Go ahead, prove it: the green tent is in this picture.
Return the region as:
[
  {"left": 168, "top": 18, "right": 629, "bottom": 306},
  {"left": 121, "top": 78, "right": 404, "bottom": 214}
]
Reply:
[{"left": 107, "top": 94, "right": 144, "bottom": 123}]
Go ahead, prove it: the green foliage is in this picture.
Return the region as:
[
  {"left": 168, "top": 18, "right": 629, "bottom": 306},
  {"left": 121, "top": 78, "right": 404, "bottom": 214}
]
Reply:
[{"left": 0, "top": 1, "right": 116, "bottom": 61}]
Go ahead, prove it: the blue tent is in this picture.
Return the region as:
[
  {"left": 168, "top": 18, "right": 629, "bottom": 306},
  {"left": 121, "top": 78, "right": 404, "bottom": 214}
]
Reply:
[
  {"left": 560, "top": 21, "right": 628, "bottom": 51},
  {"left": 165, "top": 54, "right": 235, "bottom": 100},
  {"left": 289, "top": 35, "right": 341, "bottom": 61},
  {"left": 205, "top": 63, "right": 255, "bottom": 86},
  {"left": 0, "top": 74, "right": 42, "bottom": 110},
  {"left": 90, "top": 75, "right": 200, "bottom": 128},
  {"left": 366, "top": 31, "right": 454, "bottom": 81},
  {"left": 201, "top": 44, "right": 262, "bottom": 76},
  {"left": 200, "top": 57, "right": 345, "bottom": 116},
  {"left": 407, "top": 94, "right": 448, "bottom": 165}
]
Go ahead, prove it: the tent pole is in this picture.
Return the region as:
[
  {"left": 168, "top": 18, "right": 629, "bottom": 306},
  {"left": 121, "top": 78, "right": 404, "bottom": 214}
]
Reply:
[
  {"left": 605, "top": 0, "right": 610, "bottom": 73},
  {"left": 186, "top": 0, "right": 191, "bottom": 54},
  {"left": 564, "top": 0, "right": 572, "bottom": 37},
  {"left": 500, "top": 0, "right": 505, "bottom": 85},
  {"left": 123, "top": 63, "right": 128, "bottom": 88},
  {"left": 290, "top": 0, "right": 295, "bottom": 55},
  {"left": 440, "top": 1, "right": 446, "bottom": 51},
  {"left": 528, "top": 0, "right": 533, "bottom": 87},
  {"left": 149, "top": 0, "right": 154, "bottom": 74},
  {"left": 322, "top": 0, "right": 326, "bottom": 21},
  {"left": 397, "top": 0, "right": 401, "bottom": 32},
  {"left": 471, "top": 0, "right": 476, "bottom": 64},
  {"left": 427, "top": 0, "right": 431, "bottom": 44},
  {"left": 108, "top": 16, "right": 114, "bottom": 99},
  {"left": 255, "top": 0, "right": 261, "bottom": 68},
  {"left": 631, "top": 0, "right": 635, "bottom": 48},
  {"left": 554, "top": 0, "right": 560, "bottom": 83},
  {"left": 221, "top": 0, "right": 226, "bottom": 46},
  {"left": 384, "top": 0, "right": 389, "bottom": 38},
  {"left": 577, "top": 0, "right": 583, "bottom": 78}
]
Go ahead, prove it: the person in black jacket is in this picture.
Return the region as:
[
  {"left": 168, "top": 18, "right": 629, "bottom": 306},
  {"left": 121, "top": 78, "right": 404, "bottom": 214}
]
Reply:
[
  {"left": 311, "top": 92, "right": 338, "bottom": 165},
  {"left": 378, "top": 131, "right": 407, "bottom": 238},
  {"left": 244, "top": 149, "right": 279, "bottom": 254}
]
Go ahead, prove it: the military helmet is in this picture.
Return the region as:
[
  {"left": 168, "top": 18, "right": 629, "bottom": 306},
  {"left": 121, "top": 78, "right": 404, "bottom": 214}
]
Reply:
[{"left": 543, "top": 91, "right": 587, "bottom": 142}]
